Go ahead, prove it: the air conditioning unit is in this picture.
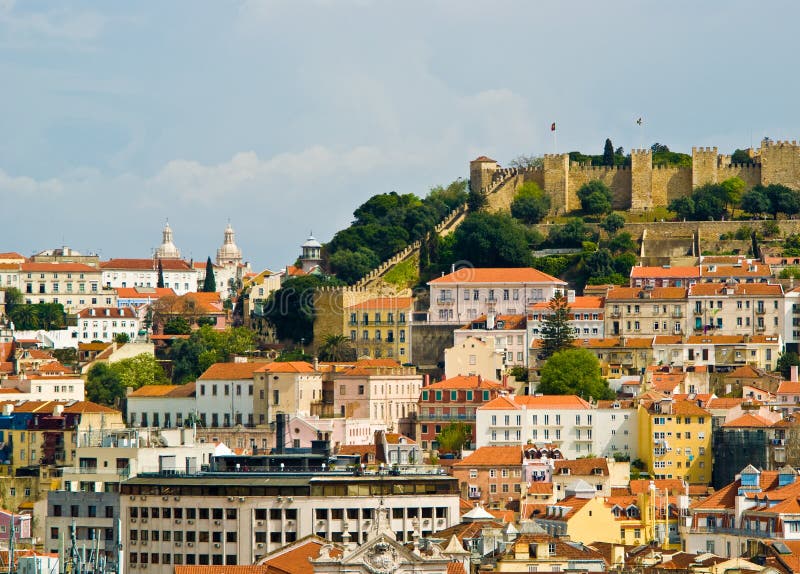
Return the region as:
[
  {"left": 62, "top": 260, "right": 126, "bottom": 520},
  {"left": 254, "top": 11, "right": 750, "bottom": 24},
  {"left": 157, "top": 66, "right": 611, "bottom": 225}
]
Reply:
[
  {"left": 257, "top": 521, "right": 264, "bottom": 526},
  {"left": 286, "top": 497, "right": 293, "bottom": 503},
  {"left": 130, "top": 518, "right": 137, "bottom": 523},
  {"left": 188, "top": 520, "right": 194, "bottom": 525},
  {"left": 214, "top": 543, "right": 221, "bottom": 548},
  {"left": 316, "top": 520, "right": 325, "bottom": 527},
  {"left": 187, "top": 542, "right": 194, "bottom": 547},
  {"left": 239, "top": 497, "right": 245, "bottom": 502},
  {"left": 141, "top": 518, "right": 148, "bottom": 524},
  {"left": 162, "top": 496, "right": 169, "bottom": 501},
  {"left": 140, "top": 496, "right": 147, "bottom": 500},
  {"left": 286, "top": 520, "right": 295, "bottom": 529},
  {"left": 174, "top": 496, "right": 181, "bottom": 501},
  {"left": 276, "top": 496, "right": 283, "bottom": 502},
  {"left": 130, "top": 495, "right": 136, "bottom": 500},
  {"left": 175, "top": 519, "right": 182, "bottom": 524},
  {"left": 437, "top": 518, "right": 445, "bottom": 526},
  {"left": 141, "top": 541, "right": 147, "bottom": 546},
  {"left": 129, "top": 564, "right": 136, "bottom": 569},
  {"left": 174, "top": 542, "right": 182, "bottom": 547},
  {"left": 214, "top": 520, "right": 221, "bottom": 526},
  {"left": 257, "top": 543, "right": 264, "bottom": 548},
  {"left": 228, "top": 497, "right": 235, "bottom": 502},
  {"left": 130, "top": 540, "right": 137, "bottom": 546}
]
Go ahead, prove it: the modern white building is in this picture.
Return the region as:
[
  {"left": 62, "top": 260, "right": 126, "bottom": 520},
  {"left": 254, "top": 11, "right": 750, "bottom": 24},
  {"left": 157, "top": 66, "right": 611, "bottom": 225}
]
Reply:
[
  {"left": 195, "top": 363, "right": 259, "bottom": 428},
  {"left": 76, "top": 307, "right": 142, "bottom": 343},
  {"left": 427, "top": 268, "right": 567, "bottom": 324},
  {"left": 593, "top": 400, "right": 639, "bottom": 460},
  {"left": 100, "top": 258, "right": 197, "bottom": 296}
]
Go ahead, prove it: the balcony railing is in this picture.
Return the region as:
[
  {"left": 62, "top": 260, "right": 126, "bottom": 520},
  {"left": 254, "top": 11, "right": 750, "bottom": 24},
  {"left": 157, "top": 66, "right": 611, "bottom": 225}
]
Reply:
[{"left": 417, "top": 413, "right": 476, "bottom": 422}]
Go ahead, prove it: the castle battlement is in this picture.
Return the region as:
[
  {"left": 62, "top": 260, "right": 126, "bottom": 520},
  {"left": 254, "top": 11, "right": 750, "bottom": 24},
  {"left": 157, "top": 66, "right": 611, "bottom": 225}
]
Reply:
[
  {"left": 770, "top": 140, "right": 799, "bottom": 147},
  {"left": 692, "top": 146, "right": 718, "bottom": 153},
  {"left": 630, "top": 148, "right": 652, "bottom": 155},
  {"left": 570, "top": 163, "right": 630, "bottom": 172}
]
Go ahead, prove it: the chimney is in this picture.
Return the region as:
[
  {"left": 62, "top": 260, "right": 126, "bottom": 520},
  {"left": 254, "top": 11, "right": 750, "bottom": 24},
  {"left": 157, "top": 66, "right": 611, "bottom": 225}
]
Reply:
[
  {"left": 487, "top": 312, "right": 496, "bottom": 330},
  {"left": 792, "top": 366, "right": 798, "bottom": 383},
  {"left": 313, "top": 356, "right": 319, "bottom": 371}
]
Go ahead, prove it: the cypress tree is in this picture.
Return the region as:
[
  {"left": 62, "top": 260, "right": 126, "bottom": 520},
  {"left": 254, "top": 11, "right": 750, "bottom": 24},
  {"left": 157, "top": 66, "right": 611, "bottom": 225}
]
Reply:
[
  {"left": 540, "top": 291, "right": 575, "bottom": 359},
  {"left": 603, "top": 138, "right": 615, "bottom": 166},
  {"left": 203, "top": 257, "right": 217, "bottom": 292},
  {"left": 157, "top": 260, "right": 165, "bottom": 288}
]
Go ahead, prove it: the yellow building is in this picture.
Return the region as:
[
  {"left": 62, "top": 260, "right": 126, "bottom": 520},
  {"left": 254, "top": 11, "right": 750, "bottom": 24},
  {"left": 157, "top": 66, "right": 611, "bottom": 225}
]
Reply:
[
  {"left": 346, "top": 297, "right": 413, "bottom": 361},
  {"left": 533, "top": 495, "right": 619, "bottom": 544},
  {"left": 638, "top": 396, "right": 712, "bottom": 484},
  {"left": 608, "top": 484, "right": 682, "bottom": 550},
  {"left": 494, "top": 533, "right": 607, "bottom": 572}
]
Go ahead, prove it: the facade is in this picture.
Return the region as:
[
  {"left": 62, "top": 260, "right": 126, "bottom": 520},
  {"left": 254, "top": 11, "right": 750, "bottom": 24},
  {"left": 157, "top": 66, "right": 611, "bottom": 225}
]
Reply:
[
  {"left": 427, "top": 268, "right": 566, "bottom": 324},
  {"left": 126, "top": 384, "right": 197, "bottom": 429},
  {"left": 593, "top": 400, "right": 639, "bottom": 459},
  {"left": 417, "top": 375, "right": 509, "bottom": 452},
  {"left": 76, "top": 307, "right": 142, "bottom": 343},
  {"left": 637, "top": 397, "right": 713, "bottom": 484},
  {"left": 444, "top": 336, "right": 506, "bottom": 381},
  {"left": 528, "top": 295, "right": 604, "bottom": 340},
  {"left": 119, "top": 465, "right": 459, "bottom": 574},
  {"left": 346, "top": 297, "right": 413, "bottom": 360},
  {"left": 493, "top": 533, "right": 606, "bottom": 573},
  {"left": 454, "top": 315, "right": 528, "bottom": 368},
  {"left": 46, "top": 491, "right": 120, "bottom": 565},
  {"left": 551, "top": 458, "right": 615, "bottom": 501},
  {"left": 252, "top": 362, "right": 323, "bottom": 428},
  {"left": 564, "top": 337, "right": 655, "bottom": 378},
  {"left": 452, "top": 446, "right": 524, "bottom": 507},
  {"left": 604, "top": 286, "right": 688, "bottom": 338},
  {"left": 100, "top": 258, "right": 197, "bottom": 296},
  {"left": 475, "top": 395, "right": 595, "bottom": 459},
  {"left": 688, "top": 282, "right": 783, "bottom": 336},
  {"left": 196, "top": 363, "right": 260, "bottom": 428},
  {"left": 18, "top": 262, "right": 114, "bottom": 313}
]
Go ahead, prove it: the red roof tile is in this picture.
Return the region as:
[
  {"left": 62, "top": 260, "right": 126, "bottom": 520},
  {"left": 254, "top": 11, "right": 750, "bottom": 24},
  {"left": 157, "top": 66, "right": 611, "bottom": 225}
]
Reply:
[
  {"left": 198, "top": 362, "right": 262, "bottom": 380},
  {"left": 430, "top": 268, "right": 565, "bottom": 285}
]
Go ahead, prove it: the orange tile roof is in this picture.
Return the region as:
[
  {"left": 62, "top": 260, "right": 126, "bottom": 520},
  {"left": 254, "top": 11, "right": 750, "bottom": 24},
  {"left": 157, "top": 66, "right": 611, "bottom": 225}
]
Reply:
[
  {"left": 62, "top": 401, "right": 120, "bottom": 414},
  {"left": 182, "top": 291, "right": 224, "bottom": 313},
  {"left": 528, "top": 482, "right": 554, "bottom": 494},
  {"left": 572, "top": 337, "right": 654, "bottom": 349},
  {"left": 0, "top": 264, "right": 19, "bottom": 270},
  {"left": 723, "top": 413, "right": 774, "bottom": 428},
  {"left": 545, "top": 496, "right": 592, "bottom": 521},
  {"left": 384, "top": 433, "right": 415, "bottom": 445},
  {"left": 430, "top": 267, "right": 565, "bottom": 285},
  {"left": 453, "top": 446, "right": 522, "bottom": 467},
  {"left": 778, "top": 381, "right": 800, "bottom": 394},
  {"left": 256, "top": 361, "right": 316, "bottom": 374},
  {"left": 472, "top": 156, "right": 498, "bottom": 163},
  {"left": 653, "top": 335, "right": 683, "bottom": 345},
  {"left": 198, "top": 362, "right": 262, "bottom": 380},
  {"left": 629, "top": 479, "right": 685, "bottom": 494},
  {"left": 700, "top": 263, "right": 771, "bottom": 277},
  {"left": 481, "top": 394, "right": 592, "bottom": 410},
  {"left": 0, "top": 252, "right": 24, "bottom": 260},
  {"left": 100, "top": 258, "right": 192, "bottom": 271},
  {"left": 689, "top": 282, "right": 782, "bottom": 296},
  {"left": 76, "top": 307, "right": 136, "bottom": 319},
  {"left": 20, "top": 262, "right": 97, "bottom": 272},
  {"left": 347, "top": 297, "right": 414, "bottom": 310},
  {"left": 670, "top": 400, "right": 712, "bottom": 416},
  {"left": 529, "top": 296, "right": 604, "bottom": 310},
  {"left": 462, "top": 314, "right": 526, "bottom": 330},
  {"left": 728, "top": 365, "right": 766, "bottom": 378},
  {"left": 555, "top": 458, "right": 608, "bottom": 476},
  {"left": 425, "top": 375, "right": 503, "bottom": 390},
  {"left": 630, "top": 266, "right": 699, "bottom": 279},
  {"left": 260, "top": 537, "right": 342, "bottom": 574},
  {"left": 128, "top": 383, "right": 196, "bottom": 398},
  {"left": 115, "top": 287, "right": 176, "bottom": 299},
  {"left": 606, "top": 286, "right": 688, "bottom": 300}
]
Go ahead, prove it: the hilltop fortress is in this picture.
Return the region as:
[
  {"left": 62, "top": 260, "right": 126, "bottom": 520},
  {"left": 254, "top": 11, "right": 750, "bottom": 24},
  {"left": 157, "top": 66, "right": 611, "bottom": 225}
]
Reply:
[{"left": 472, "top": 140, "right": 800, "bottom": 213}]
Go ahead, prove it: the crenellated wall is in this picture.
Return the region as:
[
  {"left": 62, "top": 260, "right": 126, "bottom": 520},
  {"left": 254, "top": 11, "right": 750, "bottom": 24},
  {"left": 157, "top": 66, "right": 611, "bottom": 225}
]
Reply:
[{"left": 567, "top": 163, "right": 632, "bottom": 210}]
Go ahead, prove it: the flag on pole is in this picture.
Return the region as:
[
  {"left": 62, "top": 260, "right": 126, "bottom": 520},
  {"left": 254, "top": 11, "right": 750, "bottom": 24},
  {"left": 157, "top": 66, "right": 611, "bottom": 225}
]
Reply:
[
  {"left": 550, "top": 122, "right": 556, "bottom": 132},
  {"left": 636, "top": 117, "right": 643, "bottom": 126}
]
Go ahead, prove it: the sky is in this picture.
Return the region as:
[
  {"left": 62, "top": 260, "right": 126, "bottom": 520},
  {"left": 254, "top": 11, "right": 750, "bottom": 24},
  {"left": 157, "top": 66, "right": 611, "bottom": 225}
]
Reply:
[{"left": 2, "top": 0, "right": 800, "bottom": 271}]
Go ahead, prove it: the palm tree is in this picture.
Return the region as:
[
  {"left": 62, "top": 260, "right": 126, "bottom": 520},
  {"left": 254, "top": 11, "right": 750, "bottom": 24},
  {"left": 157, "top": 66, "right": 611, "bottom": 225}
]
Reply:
[
  {"left": 318, "top": 334, "right": 356, "bottom": 362},
  {"left": 10, "top": 305, "right": 39, "bottom": 330}
]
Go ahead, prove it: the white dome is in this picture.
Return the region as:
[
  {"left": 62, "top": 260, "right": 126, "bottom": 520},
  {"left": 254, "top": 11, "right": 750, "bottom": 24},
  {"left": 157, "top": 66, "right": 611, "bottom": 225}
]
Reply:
[
  {"left": 302, "top": 234, "right": 322, "bottom": 249},
  {"left": 216, "top": 223, "right": 242, "bottom": 264},
  {"left": 155, "top": 222, "right": 181, "bottom": 259}
]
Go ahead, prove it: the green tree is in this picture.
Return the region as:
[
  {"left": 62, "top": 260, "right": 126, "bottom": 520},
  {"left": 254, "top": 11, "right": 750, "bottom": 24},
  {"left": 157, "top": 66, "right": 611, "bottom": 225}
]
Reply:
[
  {"left": 600, "top": 213, "right": 625, "bottom": 235},
  {"left": 157, "top": 260, "right": 165, "bottom": 289},
  {"left": 203, "top": 257, "right": 217, "bottom": 292},
  {"left": 9, "top": 305, "right": 39, "bottom": 330},
  {"left": 777, "top": 352, "right": 800, "bottom": 379},
  {"left": 510, "top": 182, "right": 551, "bottom": 224},
  {"left": 540, "top": 292, "right": 575, "bottom": 359},
  {"left": 577, "top": 180, "right": 613, "bottom": 215},
  {"left": 164, "top": 316, "right": 191, "bottom": 335},
  {"left": 721, "top": 177, "right": 745, "bottom": 216},
  {"left": 1, "top": 288, "right": 22, "bottom": 315},
  {"left": 607, "top": 232, "right": 637, "bottom": 254},
  {"left": 765, "top": 184, "right": 800, "bottom": 218},
  {"left": 547, "top": 218, "right": 594, "bottom": 248},
  {"left": 112, "top": 353, "right": 169, "bottom": 389},
  {"left": 329, "top": 247, "right": 379, "bottom": 284},
  {"left": 85, "top": 363, "right": 125, "bottom": 406},
  {"left": 37, "top": 303, "right": 65, "bottom": 330},
  {"left": 115, "top": 333, "right": 130, "bottom": 344},
  {"left": 264, "top": 275, "right": 342, "bottom": 343},
  {"left": 467, "top": 186, "right": 487, "bottom": 212},
  {"left": 731, "top": 149, "right": 754, "bottom": 165},
  {"left": 451, "top": 212, "right": 532, "bottom": 268},
  {"left": 602, "top": 138, "right": 615, "bottom": 167},
  {"left": 668, "top": 196, "right": 695, "bottom": 220},
  {"left": 508, "top": 155, "right": 544, "bottom": 169},
  {"left": 740, "top": 187, "right": 771, "bottom": 218},
  {"left": 435, "top": 422, "right": 470, "bottom": 454},
  {"left": 318, "top": 334, "right": 356, "bottom": 362},
  {"left": 538, "top": 348, "right": 614, "bottom": 399}
]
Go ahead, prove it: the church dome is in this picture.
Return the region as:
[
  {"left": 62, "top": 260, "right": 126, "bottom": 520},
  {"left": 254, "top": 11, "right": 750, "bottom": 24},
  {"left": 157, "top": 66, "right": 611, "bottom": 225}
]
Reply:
[
  {"left": 155, "top": 222, "right": 181, "bottom": 259},
  {"left": 302, "top": 234, "right": 322, "bottom": 249},
  {"left": 216, "top": 223, "right": 242, "bottom": 265}
]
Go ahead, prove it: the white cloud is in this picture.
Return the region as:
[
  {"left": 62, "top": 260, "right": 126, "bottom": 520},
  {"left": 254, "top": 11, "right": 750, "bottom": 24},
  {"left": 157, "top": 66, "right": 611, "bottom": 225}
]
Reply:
[{"left": 0, "top": 169, "right": 63, "bottom": 195}]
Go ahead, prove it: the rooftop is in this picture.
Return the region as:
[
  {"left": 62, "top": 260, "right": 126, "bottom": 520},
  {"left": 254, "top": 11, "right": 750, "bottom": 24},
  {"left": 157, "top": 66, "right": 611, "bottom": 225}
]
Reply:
[{"left": 430, "top": 267, "right": 566, "bottom": 285}]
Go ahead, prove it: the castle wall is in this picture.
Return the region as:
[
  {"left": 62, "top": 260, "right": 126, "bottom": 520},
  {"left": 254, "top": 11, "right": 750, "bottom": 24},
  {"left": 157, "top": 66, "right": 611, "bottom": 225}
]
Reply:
[
  {"left": 652, "top": 165, "right": 692, "bottom": 205},
  {"left": 312, "top": 288, "right": 374, "bottom": 344},
  {"left": 543, "top": 154, "right": 570, "bottom": 212},
  {"left": 567, "top": 165, "right": 632, "bottom": 210},
  {"left": 760, "top": 141, "right": 800, "bottom": 188},
  {"left": 718, "top": 164, "right": 761, "bottom": 188},
  {"left": 692, "top": 147, "right": 719, "bottom": 187},
  {"left": 630, "top": 150, "right": 652, "bottom": 210}
]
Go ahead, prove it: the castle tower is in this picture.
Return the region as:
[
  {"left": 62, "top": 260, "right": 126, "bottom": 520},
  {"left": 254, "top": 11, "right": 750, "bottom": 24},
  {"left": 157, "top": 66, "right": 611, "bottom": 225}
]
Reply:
[
  {"left": 543, "top": 153, "right": 570, "bottom": 213},
  {"left": 630, "top": 149, "right": 653, "bottom": 210},
  {"left": 155, "top": 222, "right": 181, "bottom": 259},
  {"left": 300, "top": 233, "right": 322, "bottom": 272},
  {"left": 469, "top": 156, "right": 499, "bottom": 194},
  {"left": 216, "top": 223, "right": 243, "bottom": 266},
  {"left": 692, "top": 147, "right": 719, "bottom": 187},
  {"left": 760, "top": 140, "right": 800, "bottom": 188}
]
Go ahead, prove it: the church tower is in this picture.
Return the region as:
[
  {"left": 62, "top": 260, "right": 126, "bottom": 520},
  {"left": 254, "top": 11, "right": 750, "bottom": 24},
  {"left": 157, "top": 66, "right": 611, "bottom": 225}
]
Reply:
[
  {"left": 216, "top": 223, "right": 243, "bottom": 266},
  {"left": 300, "top": 233, "right": 322, "bottom": 272},
  {"left": 155, "top": 222, "right": 181, "bottom": 259}
]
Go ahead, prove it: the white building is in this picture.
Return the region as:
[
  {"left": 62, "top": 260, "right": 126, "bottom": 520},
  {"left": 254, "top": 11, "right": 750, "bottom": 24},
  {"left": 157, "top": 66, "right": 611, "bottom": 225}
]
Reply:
[
  {"left": 126, "top": 383, "right": 197, "bottom": 429},
  {"left": 100, "top": 258, "right": 197, "bottom": 296},
  {"left": 453, "top": 314, "right": 528, "bottom": 367},
  {"left": 593, "top": 400, "right": 639, "bottom": 460},
  {"left": 528, "top": 294, "right": 605, "bottom": 340},
  {"left": 427, "top": 268, "right": 567, "bottom": 324},
  {"left": 19, "top": 262, "right": 115, "bottom": 313},
  {"left": 195, "top": 363, "right": 259, "bottom": 428},
  {"left": 154, "top": 222, "right": 181, "bottom": 259},
  {"left": 76, "top": 307, "right": 142, "bottom": 343},
  {"left": 0, "top": 373, "right": 84, "bottom": 402}
]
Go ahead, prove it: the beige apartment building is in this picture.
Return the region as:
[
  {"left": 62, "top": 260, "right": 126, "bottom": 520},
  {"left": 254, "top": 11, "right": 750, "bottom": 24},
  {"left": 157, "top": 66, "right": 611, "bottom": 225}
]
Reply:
[
  {"left": 688, "top": 282, "right": 783, "bottom": 336},
  {"left": 252, "top": 361, "right": 323, "bottom": 427},
  {"left": 19, "top": 262, "right": 116, "bottom": 313},
  {"left": 604, "top": 287, "right": 688, "bottom": 338}
]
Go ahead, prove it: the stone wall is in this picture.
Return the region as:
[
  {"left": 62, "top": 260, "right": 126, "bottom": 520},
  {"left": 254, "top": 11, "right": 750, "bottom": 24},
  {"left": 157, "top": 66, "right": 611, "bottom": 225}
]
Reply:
[
  {"left": 567, "top": 165, "right": 632, "bottom": 210},
  {"left": 409, "top": 322, "right": 457, "bottom": 374},
  {"left": 652, "top": 165, "right": 692, "bottom": 205}
]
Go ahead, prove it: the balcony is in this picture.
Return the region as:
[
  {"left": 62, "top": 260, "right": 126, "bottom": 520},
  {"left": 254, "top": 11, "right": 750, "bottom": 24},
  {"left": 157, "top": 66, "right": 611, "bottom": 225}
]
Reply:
[
  {"left": 417, "top": 413, "right": 476, "bottom": 422},
  {"left": 436, "top": 298, "right": 455, "bottom": 306},
  {"left": 672, "top": 311, "right": 683, "bottom": 318},
  {"left": 693, "top": 309, "right": 703, "bottom": 316},
  {"left": 756, "top": 324, "right": 766, "bottom": 331},
  {"left": 756, "top": 308, "right": 766, "bottom": 315},
  {"left": 610, "top": 311, "right": 622, "bottom": 318}
]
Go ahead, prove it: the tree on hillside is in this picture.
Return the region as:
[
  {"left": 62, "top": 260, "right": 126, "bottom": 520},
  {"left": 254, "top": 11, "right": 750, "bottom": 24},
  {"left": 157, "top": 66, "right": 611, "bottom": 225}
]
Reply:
[
  {"left": 157, "top": 260, "right": 165, "bottom": 288},
  {"left": 263, "top": 275, "right": 343, "bottom": 343},
  {"left": 765, "top": 184, "right": 800, "bottom": 218},
  {"left": 510, "top": 182, "right": 551, "bottom": 224},
  {"left": 731, "top": 149, "right": 754, "bottom": 165},
  {"left": 547, "top": 218, "right": 595, "bottom": 248},
  {"left": 467, "top": 186, "right": 487, "bottom": 212},
  {"left": 603, "top": 139, "right": 615, "bottom": 167},
  {"left": 540, "top": 292, "right": 575, "bottom": 359},
  {"left": 508, "top": 155, "right": 544, "bottom": 170},
  {"left": 163, "top": 316, "right": 191, "bottom": 335},
  {"left": 538, "top": 348, "right": 614, "bottom": 400},
  {"left": 85, "top": 363, "right": 125, "bottom": 406},
  {"left": 329, "top": 247, "right": 379, "bottom": 284},
  {"left": 777, "top": 352, "right": 800, "bottom": 379},
  {"left": 318, "top": 334, "right": 356, "bottom": 362},
  {"left": 203, "top": 257, "right": 217, "bottom": 292},
  {"left": 1, "top": 288, "right": 22, "bottom": 315},
  {"left": 721, "top": 177, "right": 745, "bottom": 216},
  {"left": 740, "top": 187, "right": 771, "bottom": 218},
  {"left": 86, "top": 354, "right": 168, "bottom": 406},
  {"left": 451, "top": 212, "right": 532, "bottom": 268},
  {"left": 600, "top": 213, "right": 625, "bottom": 235},
  {"left": 577, "top": 180, "right": 613, "bottom": 215},
  {"left": 435, "top": 422, "right": 470, "bottom": 454}
]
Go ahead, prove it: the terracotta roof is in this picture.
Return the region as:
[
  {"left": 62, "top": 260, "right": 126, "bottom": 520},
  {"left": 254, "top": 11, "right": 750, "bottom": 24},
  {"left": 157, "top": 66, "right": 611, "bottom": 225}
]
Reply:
[
  {"left": 256, "top": 361, "right": 316, "bottom": 374},
  {"left": 543, "top": 496, "right": 591, "bottom": 521},
  {"left": 571, "top": 337, "right": 654, "bottom": 349},
  {"left": 20, "top": 262, "right": 98, "bottom": 272},
  {"left": 481, "top": 394, "right": 592, "bottom": 410},
  {"left": 336, "top": 444, "right": 376, "bottom": 457},
  {"left": 128, "top": 383, "right": 196, "bottom": 398},
  {"left": 690, "top": 282, "right": 782, "bottom": 296},
  {"left": 606, "top": 286, "right": 688, "bottom": 300},
  {"left": 447, "top": 563, "right": 467, "bottom": 574},
  {"left": 629, "top": 479, "right": 685, "bottom": 494},
  {"left": 472, "top": 156, "right": 498, "bottom": 163},
  {"left": 705, "top": 397, "right": 746, "bottom": 410},
  {"left": 198, "top": 362, "right": 261, "bottom": 380},
  {"left": 182, "top": 291, "right": 224, "bottom": 313},
  {"left": 700, "top": 263, "right": 771, "bottom": 277},
  {"left": 723, "top": 412, "right": 774, "bottom": 428},
  {"left": 685, "top": 334, "right": 781, "bottom": 345},
  {"left": 778, "top": 381, "right": 800, "bottom": 394},
  {"left": 462, "top": 314, "right": 526, "bottom": 330},
  {"left": 728, "top": 364, "right": 766, "bottom": 378},
  {"left": 426, "top": 375, "right": 504, "bottom": 390},
  {"left": 0, "top": 252, "right": 24, "bottom": 260},
  {"left": 77, "top": 307, "right": 136, "bottom": 319},
  {"left": 115, "top": 287, "right": 176, "bottom": 299},
  {"left": 486, "top": 509, "right": 514, "bottom": 524},
  {"left": 453, "top": 446, "right": 522, "bottom": 467},
  {"left": 670, "top": 400, "right": 711, "bottom": 416},
  {"left": 527, "top": 482, "right": 553, "bottom": 495},
  {"left": 347, "top": 297, "right": 414, "bottom": 310},
  {"left": 653, "top": 335, "right": 683, "bottom": 345},
  {"left": 77, "top": 342, "right": 111, "bottom": 352},
  {"left": 430, "top": 267, "right": 566, "bottom": 285},
  {"left": 260, "top": 537, "right": 342, "bottom": 574},
  {"left": 630, "top": 266, "right": 700, "bottom": 279},
  {"left": 100, "top": 258, "right": 192, "bottom": 271},
  {"left": 0, "top": 264, "right": 19, "bottom": 270},
  {"left": 384, "top": 433, "right": 415, "bottom": 445},
  {"left": 62, "top": 401, "right": 120, "bottom": 414},
  {"left": 529, "top": 296, "right": 604, "bottom": 310},
  {"left": 554, "top": 458, "right": 608, "bottom": 476},
  {"left": 284, "top": 265, "right": 307, "bottom": 277}
]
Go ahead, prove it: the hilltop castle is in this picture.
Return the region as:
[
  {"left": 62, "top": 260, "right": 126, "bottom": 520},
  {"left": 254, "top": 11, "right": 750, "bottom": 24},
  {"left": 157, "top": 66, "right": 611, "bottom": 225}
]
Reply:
[{"left": 471, "top": 140, "right": 800, "bottom": 214}]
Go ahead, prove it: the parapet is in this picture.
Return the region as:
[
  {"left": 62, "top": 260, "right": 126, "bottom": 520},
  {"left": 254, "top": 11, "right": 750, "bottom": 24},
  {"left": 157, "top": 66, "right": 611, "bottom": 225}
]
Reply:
[
  {"left": 692, "top": 147, "right": 719, "bottom": 154},
  {"left": 630, "top": 148, "right": 652, "bottom": 156}
]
